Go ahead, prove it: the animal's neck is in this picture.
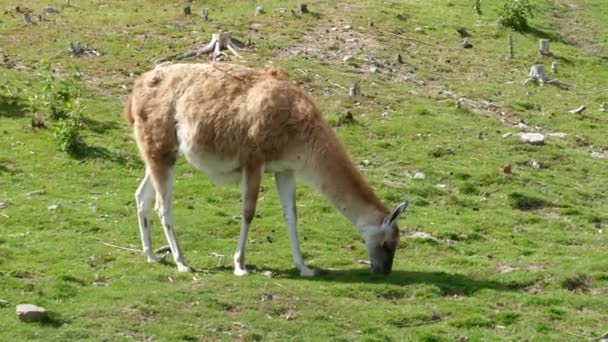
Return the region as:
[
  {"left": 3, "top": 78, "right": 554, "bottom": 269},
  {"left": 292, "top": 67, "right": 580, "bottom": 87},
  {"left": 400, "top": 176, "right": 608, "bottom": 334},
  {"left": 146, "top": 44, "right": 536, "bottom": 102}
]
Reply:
[{"left": 303, "top": 125, "right": 388, "bottom": 231}]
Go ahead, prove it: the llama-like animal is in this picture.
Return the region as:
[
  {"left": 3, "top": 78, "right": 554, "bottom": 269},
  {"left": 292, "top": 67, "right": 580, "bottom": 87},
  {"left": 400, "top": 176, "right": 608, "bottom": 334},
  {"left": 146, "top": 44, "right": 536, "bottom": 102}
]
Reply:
[{"left": 123, "top": 62, "right": 409, "bottom": 276}]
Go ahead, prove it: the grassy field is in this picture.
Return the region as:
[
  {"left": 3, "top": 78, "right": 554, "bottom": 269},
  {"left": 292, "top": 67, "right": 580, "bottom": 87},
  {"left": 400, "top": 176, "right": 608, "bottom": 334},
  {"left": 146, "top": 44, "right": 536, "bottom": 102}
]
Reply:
[{"left": 1, "top": 0, "right": 607, "bottom": 340}]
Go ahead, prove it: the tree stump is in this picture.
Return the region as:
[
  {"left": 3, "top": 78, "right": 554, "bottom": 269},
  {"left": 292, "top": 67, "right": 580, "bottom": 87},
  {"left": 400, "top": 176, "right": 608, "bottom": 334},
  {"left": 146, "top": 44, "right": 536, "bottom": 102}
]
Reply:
[
  {"left": 349, "top": 82, "right": 360, "bottom": 98},
  {"left": 156, "top": 31, "right": 244, "bottom": 63},
  {"left": 299, "top": 4, "right": 309, "bottom": 14},
  {"left": 395, "top": 53, "right": 403, "bottom": 64},
  {"left": 201, "top": 8, "right": 209, "bottom": 21},
  {"left": 551, "top": 61, "right": 557, "bottom": 73},
  {"left": 255, "top": 6, "right": 264, "bottom": 16},
  {"left": 523, "top": 64, "right": 548, "bottom": 86},
  {"left": 23, "top": 12, "right": 33, "bottom": 24},
  {"left": 183, "top": 4, "right": 191, "bottom": 16},
  {"left": 538, "top": 39, "right": 550, "bottom": 56}
]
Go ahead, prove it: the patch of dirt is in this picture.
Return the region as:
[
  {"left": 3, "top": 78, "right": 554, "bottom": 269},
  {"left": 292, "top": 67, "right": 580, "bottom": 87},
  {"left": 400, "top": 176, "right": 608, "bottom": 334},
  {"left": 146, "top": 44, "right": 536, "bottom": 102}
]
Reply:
[
  {"left": 552, "top": 1, "right": 603, "bottom": 56},
  {"left": 277, "top": 16, "right": 415, "bottom": 82},
  {"left": 561, "top": 274, "right": 592, "bottom": 293}
]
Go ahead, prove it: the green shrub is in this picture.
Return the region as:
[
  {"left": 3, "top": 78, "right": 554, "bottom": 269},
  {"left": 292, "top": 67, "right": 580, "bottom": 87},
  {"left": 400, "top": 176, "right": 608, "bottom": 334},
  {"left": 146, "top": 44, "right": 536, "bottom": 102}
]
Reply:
[
  {"left": 29, "top": 61, "right": 86, "bottom": 154},
  {"left": 497, "top": 0, "right": 536, "bottom": 31}
]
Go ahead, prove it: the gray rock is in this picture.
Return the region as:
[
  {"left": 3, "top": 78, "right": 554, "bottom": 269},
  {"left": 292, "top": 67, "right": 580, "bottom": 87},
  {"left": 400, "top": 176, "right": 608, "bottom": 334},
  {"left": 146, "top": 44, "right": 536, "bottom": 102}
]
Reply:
[
  {"left": 413, "top": 171, "right": 426, "bottom": 179},
  {"left": 16, "top": 304, "right": 48, "bottom": 322},
  {"left": 48, "top": 204, "right": 60, "bottom": 211},
  {"left": 342, "top": 55, "right": 354, "bottom": 62},
  {"left": 520, "top": 133, "right": 545, "bottom": 145},
  {"left": 0, "top": 202, "right": 9, "bottom": 209},
  {"left": 591, "top": 150, "right": 608, "bottom": 159}
]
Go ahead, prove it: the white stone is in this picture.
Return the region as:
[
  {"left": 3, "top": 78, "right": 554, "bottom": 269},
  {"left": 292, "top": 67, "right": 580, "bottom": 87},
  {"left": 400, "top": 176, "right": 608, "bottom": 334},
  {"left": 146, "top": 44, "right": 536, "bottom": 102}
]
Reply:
[
  {"left": 520, "top": 133, "right": 545, "bottom": 145},
  {"left": 342, "top": 55, "right": 354, "bottom": 62},
  {"left": 413, "top": 171, "right": 426, "bottom": 179},
  {"left": 16, "top": 304, "right": 48, "bottom": 322}
]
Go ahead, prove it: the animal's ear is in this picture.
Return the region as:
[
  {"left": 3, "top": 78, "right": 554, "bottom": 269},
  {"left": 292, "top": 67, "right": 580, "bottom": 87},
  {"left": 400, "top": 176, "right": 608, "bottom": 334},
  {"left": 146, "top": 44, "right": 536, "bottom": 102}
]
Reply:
[{"left": 383, "top": 199, "right": 410, "bottom": 227}]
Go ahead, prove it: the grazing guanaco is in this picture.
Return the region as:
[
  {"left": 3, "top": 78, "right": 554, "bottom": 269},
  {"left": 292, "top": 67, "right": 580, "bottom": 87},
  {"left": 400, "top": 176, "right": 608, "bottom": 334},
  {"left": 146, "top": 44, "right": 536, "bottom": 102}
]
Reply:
[{"left": 123, "top": 62, "right": 409, "bottom": 276}]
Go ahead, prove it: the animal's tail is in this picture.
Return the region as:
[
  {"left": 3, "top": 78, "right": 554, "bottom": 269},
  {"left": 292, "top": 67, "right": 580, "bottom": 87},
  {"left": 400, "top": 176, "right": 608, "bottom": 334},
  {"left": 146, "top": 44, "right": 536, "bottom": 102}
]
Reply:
[{"left": 122, "top": 94, "right": 134, "bottom": 127}]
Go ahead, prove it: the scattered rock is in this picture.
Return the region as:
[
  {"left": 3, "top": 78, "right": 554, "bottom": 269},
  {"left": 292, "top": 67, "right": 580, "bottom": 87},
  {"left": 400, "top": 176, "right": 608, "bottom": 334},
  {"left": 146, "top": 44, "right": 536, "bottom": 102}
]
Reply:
[
  {"left": 342, "top": 55, "right": 354, "bottom": 62},
  {"left": 263, "top": 271, "right": 276, "bottom": 278},
  {"left": 591, "top": 150, "right": 608, "bottom": 159},
  {"left": 343, "top": 25, "right": 352, "bottom": 30},
  {"left": 530, "top": 160, "right": 541, "bottom": 169},
  {"left": 436, "top": 184, "right": 448, "bottom": 190},
  {"left": 369, "top": 65, "right": 379, "bottom": 73},
  {"left": 457, "top": 27, "right": 471, "bottom": 38},
  {"left": 520, "top": 133, "right": 545, "bottom": 145},
  {"left": 415, "top": 27, "right": 424, "bottom": 33},
  {"left": 600, "top": 102, "right": 606, "bottom": 112},
  {"left": 501, "top": 163, "right": 512, "bottom": 174},
  {"left": 337, "top": 111, "right": 357, "bottom": 126},
  {"left": 413, "top": 171, "right": 426, "bottom": 179},
  {"left": 516, "top": 122, "right": 528, "bottom": 130},
  {"left": 250, "top": 23, "right": 262, "bottom": 31},
  {"left": 502, "top": 132, "right": 513, "bottom": 138},
  {"left": 360, "top": 159, "right": 372, "bottom": 167},
  {"left": 47, "top": 204, "right": 60, "bottom": 211},
  {"left": 462, "top": 39, "right": 473, "bottom": 49},
  {"left": 44, "top": 7, "right": 58, "bottom": 14},
  {"left": 547, "top": 132, "right": 567, "bottom": 138},
  {"left": 405, "top": 231, "right": 439, "bottom": 242},
  {"left": 261, "top": 293, "right": 273, "bottom": 302},
  {"left": 16, "top": 304, "right": 48, "bottom": 322},
  {"left": 0, "top": 202, "right": 9, "bottom": 209}
]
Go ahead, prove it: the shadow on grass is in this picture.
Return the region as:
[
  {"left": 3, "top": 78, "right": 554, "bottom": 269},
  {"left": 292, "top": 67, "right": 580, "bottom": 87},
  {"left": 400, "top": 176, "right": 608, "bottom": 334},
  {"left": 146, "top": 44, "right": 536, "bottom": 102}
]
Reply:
[
  {"left": 36, "top": 314, "right": 69, "bottom": 328},
  {"left": 0, "top": 94, "right": 26, "bottom": 118},
  {"left": 82, "top": 117, "right": 122, "bottom": 134},
  {"left": 68, "top": 143, "right": 141, "bottom": 168},
  {"left": 522, "top": 25, "right": 565, "bottom": 44},
  {"left": 231, "top": 267, "right": 528, "bottom": 295}
]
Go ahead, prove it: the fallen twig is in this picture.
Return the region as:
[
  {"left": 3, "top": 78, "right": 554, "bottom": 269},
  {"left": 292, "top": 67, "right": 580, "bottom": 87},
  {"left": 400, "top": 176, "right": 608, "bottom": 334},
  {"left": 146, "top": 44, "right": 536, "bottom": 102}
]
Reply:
[
  {"left": 371, "top": 27, "right": 433, "bottom": 46},
  {"left": 97, "top": 240, "right": 139, "bottom": 253}
]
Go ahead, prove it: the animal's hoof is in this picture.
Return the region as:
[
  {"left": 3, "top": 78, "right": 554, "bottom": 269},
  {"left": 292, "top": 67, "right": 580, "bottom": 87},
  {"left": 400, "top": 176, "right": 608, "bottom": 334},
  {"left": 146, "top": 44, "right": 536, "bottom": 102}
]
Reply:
[
  {"left": 177, "top": 263, "right": 194, "bottom": 273},
  {"left": 299, "top": 267, "right": 317, "bottom": 278},
  {"left": 233, "top": 268, "right": 250, "bottom": 276}
]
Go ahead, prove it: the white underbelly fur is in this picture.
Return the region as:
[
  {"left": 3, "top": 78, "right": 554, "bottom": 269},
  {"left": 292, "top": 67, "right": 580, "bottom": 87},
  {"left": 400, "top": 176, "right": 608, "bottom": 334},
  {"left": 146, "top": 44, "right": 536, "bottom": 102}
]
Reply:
[{"left": 176, "top": 123, "right": 291, "bottom": 184}]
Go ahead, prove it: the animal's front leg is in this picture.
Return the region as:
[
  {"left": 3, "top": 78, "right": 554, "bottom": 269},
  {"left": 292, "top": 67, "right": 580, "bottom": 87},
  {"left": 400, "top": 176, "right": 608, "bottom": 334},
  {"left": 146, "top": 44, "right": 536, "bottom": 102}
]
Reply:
[
  {"left": 275, "top": 170, "right": 316, "bottom": 277},
  {"left": 234, "top": 164, "right": 262, "bottom": 276}
]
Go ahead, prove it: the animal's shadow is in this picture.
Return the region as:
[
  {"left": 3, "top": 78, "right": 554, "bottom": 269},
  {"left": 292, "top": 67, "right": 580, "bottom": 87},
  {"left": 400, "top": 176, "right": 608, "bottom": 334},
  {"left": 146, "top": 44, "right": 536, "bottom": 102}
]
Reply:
[{"left": 206, "top": 266, "right": 526, "bottom": 295}]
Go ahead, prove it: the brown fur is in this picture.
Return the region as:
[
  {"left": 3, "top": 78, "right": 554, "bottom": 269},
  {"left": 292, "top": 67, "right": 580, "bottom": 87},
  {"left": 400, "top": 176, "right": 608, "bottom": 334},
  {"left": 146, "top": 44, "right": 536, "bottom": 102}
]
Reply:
[{"left": 125, "top": 62, "right": 397, "bottom": 270}]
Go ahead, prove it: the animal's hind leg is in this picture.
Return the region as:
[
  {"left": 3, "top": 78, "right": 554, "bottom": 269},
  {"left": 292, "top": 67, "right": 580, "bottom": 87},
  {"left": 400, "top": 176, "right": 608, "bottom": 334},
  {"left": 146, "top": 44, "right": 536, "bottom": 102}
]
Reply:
[
  {"left": 135, "top": 172, "right": 164, "bottom": 263},
  {"left": 148, "top": 160, "right": 194, "bottom": 273}
]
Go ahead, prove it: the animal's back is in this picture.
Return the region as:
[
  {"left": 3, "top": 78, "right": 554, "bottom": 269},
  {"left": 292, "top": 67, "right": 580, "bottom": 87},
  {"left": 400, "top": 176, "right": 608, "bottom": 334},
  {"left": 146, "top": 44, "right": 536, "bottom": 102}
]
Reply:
[{"left": 127, "top": 62, "right": 326, "bottom": 182}]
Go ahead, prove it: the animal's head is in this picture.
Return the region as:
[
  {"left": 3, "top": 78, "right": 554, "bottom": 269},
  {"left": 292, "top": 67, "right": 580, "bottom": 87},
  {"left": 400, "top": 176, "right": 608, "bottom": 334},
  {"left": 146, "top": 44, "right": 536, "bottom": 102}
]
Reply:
[{"left": 363, "top": 200, "right": 410, "bottom": 275}]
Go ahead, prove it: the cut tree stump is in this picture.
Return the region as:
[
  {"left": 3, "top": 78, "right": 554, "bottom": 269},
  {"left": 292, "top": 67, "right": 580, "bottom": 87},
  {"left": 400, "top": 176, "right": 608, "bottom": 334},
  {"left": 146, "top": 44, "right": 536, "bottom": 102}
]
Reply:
[
  {"left": 349, "top": 82, "right": 360, "bottom": 98},
  {"left": 523, "top": 64, "right": 569, "bottom": 88},
  {"left": 299, "top": 4, "right": 309, "bottom": 14},
  {"left": 183, "top": 4, "right": 191, "bottom": 16},
  {"left": 200, "top": 8, "right": 209, "bottom": 21},
  {"left": 539, "top": 39, "right": 550, "bottom": 56},
  {"left": 155, "top": 32, "right": 244, "bottom": 63},
  {"left": 255, "top": 6, "right": 264, "bottom": 16},
  {"left": 523, "top": 64, "right": 548, "bottom": 86},
  {"left": 551, "top": 60, "right": 558, "bottom": 73}
]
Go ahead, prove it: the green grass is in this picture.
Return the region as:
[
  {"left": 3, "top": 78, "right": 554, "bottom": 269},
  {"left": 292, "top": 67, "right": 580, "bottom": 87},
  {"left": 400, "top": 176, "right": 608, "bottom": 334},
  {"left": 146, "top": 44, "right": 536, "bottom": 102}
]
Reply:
[{"left": 1, "top": 0, "right": 607, "bottom": 340}]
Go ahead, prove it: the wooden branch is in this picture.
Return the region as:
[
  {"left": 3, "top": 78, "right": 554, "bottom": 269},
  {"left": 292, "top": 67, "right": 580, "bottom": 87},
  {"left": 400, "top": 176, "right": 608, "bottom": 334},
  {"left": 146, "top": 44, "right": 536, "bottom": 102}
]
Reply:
[
  {"left": 98, "top": 240, "right": 140, "bottom": 253},
  {"left": 568, "top": 105, "right": 586, "bottom": 114},
  {"left": 538, "top": 39, "right": 550, "bottom": 56}
]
